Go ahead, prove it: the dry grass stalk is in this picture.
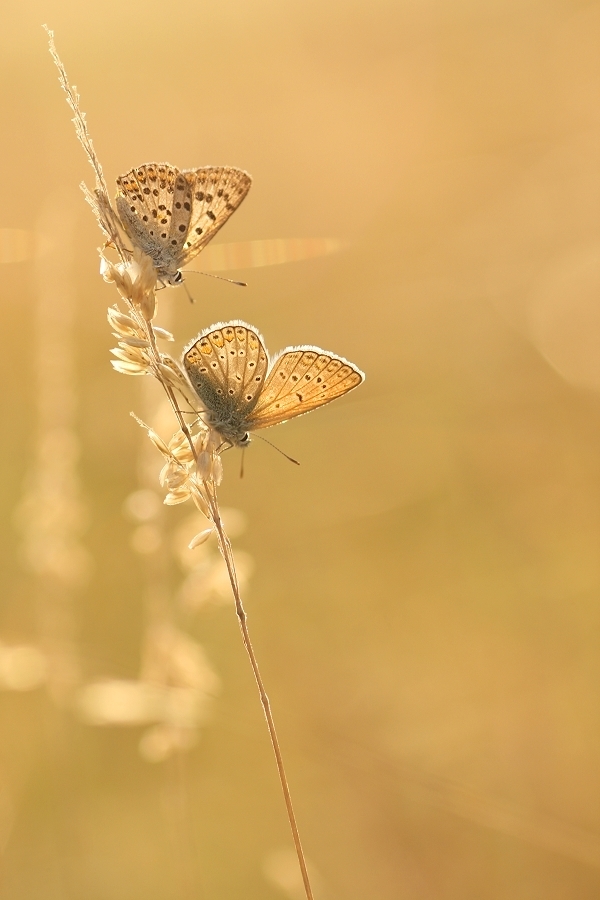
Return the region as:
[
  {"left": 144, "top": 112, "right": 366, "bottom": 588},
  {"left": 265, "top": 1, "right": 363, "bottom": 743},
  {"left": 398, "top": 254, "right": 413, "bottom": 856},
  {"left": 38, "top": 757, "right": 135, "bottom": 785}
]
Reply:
[
  {"left": 44, "top": 25, "right": 128, "bottom": 263},
  {"left": 48, "top": 31, "right": 316, "bottom": 900}
]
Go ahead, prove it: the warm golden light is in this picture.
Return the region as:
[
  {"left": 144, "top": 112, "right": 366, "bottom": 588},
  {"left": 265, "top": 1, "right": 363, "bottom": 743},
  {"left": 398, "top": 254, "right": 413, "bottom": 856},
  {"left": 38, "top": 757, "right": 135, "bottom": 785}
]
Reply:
[{"left": 0, "top": 3, "right": 598, "bottom": 897}]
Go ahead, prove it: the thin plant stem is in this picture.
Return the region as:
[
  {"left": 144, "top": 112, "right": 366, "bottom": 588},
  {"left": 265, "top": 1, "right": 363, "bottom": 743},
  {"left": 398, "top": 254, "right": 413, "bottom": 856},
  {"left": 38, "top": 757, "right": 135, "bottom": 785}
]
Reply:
[
  {"left": 133, "top": 311, "right": 315, "bottom": 899},
  {"left": 128, "top": 302, "right": 199, "bottom": 462},
  {"left": 207, "top": 484, "right": 315, "bottom": 900}
]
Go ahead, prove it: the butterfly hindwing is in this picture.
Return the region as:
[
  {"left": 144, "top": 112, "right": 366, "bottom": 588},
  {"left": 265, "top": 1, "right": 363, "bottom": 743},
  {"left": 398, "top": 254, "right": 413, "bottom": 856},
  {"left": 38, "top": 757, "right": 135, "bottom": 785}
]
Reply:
[{"left": 247, "top": 346, "right": 364, "bottom": 430}]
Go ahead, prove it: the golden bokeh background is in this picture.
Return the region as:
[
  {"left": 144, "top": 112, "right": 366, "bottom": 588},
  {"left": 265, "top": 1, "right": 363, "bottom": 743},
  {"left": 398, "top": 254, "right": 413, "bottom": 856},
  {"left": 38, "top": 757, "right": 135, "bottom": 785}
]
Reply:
[{"left": 1, "top": 1, "right": 600, "bottom": 897}]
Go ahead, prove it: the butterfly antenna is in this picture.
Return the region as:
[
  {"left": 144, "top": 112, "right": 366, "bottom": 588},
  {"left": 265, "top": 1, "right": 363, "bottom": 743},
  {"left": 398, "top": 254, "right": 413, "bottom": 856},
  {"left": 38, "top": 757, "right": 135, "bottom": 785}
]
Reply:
[
  {"left": 240, "top": 448, "right": 246, "bottom": 479},
  {"left": 254, "top": 433, "right": 300, "bottom": 465},
  {"left": 182, "top": 280, "right": 196, "bottom": 304},
  {"left": 186, "top": 269, "right": 247, "bottom": 287}
]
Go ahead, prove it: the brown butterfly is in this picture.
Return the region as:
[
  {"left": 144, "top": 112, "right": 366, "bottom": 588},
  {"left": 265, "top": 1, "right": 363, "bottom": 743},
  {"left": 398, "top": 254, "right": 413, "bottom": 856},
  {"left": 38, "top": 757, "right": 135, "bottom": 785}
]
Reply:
[
  {"left": 183, "top": 321, "right": 364, "bottom": 448},
  {"left": 115, "top": 163, "right": 252, "bottom": 286}
]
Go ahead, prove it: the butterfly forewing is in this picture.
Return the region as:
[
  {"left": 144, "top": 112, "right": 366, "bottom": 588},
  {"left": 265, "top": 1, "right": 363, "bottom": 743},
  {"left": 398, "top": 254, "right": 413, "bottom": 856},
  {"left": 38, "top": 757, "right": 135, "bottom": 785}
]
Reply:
[
  {"left": 179, "top": 168, "right": 252, "bottom": 265},
  {"left": 183, "top": 323, "right": 269, "bottom": 444},
  {"left": 168, "top": 170, "right": 195, "bottom": 251},
  {"left": 247, "top": 347, "right": 364, "bottom": 430}
]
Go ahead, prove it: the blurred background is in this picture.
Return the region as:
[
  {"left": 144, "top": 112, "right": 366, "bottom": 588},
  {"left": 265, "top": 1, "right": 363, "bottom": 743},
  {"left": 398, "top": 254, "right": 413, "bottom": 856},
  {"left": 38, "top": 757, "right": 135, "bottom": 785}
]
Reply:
[{"left": 0, "top": 0, "right": 599, "bottom": 897}]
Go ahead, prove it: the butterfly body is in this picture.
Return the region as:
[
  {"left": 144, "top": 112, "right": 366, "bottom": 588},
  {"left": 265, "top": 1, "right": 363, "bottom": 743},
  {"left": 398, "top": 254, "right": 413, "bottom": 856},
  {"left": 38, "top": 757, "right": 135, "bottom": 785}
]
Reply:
[
  {"left": 183, "top": 321, "right": 364, "bottom": 448},
  {"left": 115, "top": 163, "right": 252, "bottom": 285}
]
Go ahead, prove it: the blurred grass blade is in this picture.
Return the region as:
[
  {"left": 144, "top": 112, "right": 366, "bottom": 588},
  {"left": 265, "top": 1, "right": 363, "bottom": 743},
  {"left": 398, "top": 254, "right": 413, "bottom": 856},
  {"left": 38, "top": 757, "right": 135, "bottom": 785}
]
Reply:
[{"left": 188, "top": 237, "right": 345, "bottom": 272}]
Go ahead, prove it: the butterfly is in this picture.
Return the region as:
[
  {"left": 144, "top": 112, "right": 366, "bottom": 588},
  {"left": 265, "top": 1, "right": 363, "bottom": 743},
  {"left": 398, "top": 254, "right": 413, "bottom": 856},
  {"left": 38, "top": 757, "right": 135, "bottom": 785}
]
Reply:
[
  {"left": 115, "top": 163, "right": 252, "bottom": 286},
  {"left": 183, "top": 321, "right": 365, "bottom": 448}
]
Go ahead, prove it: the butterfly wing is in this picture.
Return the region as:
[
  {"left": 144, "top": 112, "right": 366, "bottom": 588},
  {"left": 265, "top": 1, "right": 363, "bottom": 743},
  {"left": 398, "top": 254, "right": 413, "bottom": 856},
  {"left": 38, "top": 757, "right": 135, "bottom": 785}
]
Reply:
[
  {"left": 116, "top": 163, "right": 183, "bottom": 271},
  {"left": 246, "top": 346, "right": 364, "bottom": 431},
  {"left": 179, "top": 167, "right": 252, "bottom": 266},
  {"left": 115, "top": 164, "right": 251, "bottom": 276},
  {"left": 182, "top": 321, "right": 269, "bottom": 445}
]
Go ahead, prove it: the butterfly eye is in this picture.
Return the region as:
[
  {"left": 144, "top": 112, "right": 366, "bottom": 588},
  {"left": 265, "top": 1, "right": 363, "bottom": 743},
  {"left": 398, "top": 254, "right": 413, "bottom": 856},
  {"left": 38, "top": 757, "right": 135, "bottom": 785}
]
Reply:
[{"left": 240, "top": 433, "right": 251, "bottom": 446}]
